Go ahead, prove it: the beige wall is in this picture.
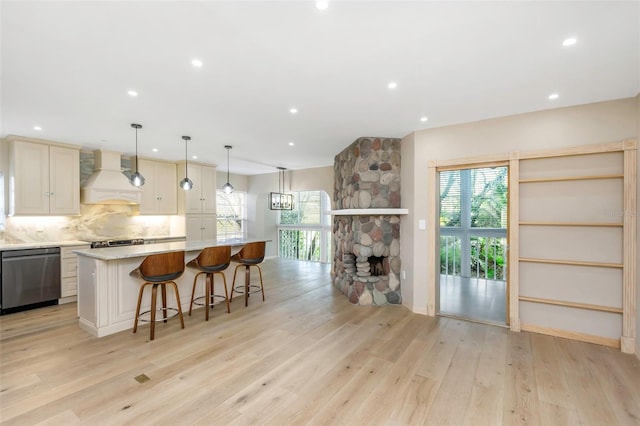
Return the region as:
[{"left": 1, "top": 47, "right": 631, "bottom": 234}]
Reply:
[
  {"left": 636, "top": 93, "right": 640, "bottom": 357},
  {"left": 400, "top": 132, "right": 417, "bottom": 312},
  {"left": 401, "top": 97, "right": 638, "bottom": 321},
  {"left": 247, "top": 166, "right": 333, "bottom": 258}
]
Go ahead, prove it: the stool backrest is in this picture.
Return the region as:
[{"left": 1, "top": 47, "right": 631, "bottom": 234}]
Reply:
[
  {"left": 194, "top": 245, "right": 231, "bottom": 269},
  {"left": 138, "top": 251, "right": 185, "bottom": 282},
  {"left": 236, "top": 241, "right": 265, "bottom": 264}
]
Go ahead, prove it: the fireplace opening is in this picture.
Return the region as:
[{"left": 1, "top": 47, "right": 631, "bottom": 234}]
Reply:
[{"left": 368, "top": 256, "right": 386, "bottom": 276}]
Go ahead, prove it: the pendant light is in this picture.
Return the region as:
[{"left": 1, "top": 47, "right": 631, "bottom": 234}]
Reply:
[
  {"left": 222, "top": 145, "right": 234, "bottom": 194},
  {"left": 129, "top": 123, "right": 145, "bottom": 187},
  {"left": 179, "top": 136, "right": 194, "bottom": 191}
]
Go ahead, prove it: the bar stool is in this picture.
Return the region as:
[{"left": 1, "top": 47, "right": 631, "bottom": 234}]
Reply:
[
  {"left": 230, "top": 241, "right": 266, "bottom": 307},
  {"left": 130, "top": 251, "right": 185, "bottom": 341},
  {"left": 186, "top": 245, "right": 232, "bottom": 321}
]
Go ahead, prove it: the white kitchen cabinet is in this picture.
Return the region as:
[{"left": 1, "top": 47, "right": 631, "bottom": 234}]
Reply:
[
  {"left": 178, "top": 163, "right": 217, "bottom": 215},
  {"left": 60, "top": 244, "right": 90, "bottom": 300},
  {"left": 178, "top": 162, "right": 217, "bottom": 241},
  {"left": 138, "top": 158, "right": 177, "bottom": 215},
  {"left": 185, "top": 214, "right": 216, "bottom": 241},
  {"left": 8, "top": 138, "right": 80, "bottom": 216}
]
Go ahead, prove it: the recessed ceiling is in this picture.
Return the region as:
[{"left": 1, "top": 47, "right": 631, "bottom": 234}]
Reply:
[{"left": 1, "top": 1, "right": 638, "bottom": 175}]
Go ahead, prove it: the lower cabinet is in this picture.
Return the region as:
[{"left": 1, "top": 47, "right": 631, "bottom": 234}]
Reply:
[
  {"left": 60, "top": 244, "right": 90, "bottom": 300},
  {"left": 185, "top": 214, "right": 216, "bottom": 241}
]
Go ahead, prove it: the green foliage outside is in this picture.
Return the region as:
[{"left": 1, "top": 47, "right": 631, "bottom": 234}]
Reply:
[
  {"left": 440, "top": 167, "right": 507, "bottom": 280},
  {"left": 280, "top": 229, "right": 321, "bottom": 261}
]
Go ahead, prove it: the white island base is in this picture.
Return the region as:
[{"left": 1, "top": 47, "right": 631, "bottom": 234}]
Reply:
[{"left": 75, "top": 240, "right": 263, "bottom": 337}]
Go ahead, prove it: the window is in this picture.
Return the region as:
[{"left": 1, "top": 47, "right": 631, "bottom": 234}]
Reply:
[
  {"left": 216, "top": 190, "right": 247, "bottom": 241},
  {"left": 278, "top": 191, "right": 332, "bottom": 263},
  {"left": 440, "top": 167, "right": 508, "bottom": 280}
]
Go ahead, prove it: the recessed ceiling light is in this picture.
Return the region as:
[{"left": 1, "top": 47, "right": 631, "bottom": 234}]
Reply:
[
  {"left": 192, "top": 59, "right": 203, "bottom": 67},
  {"left": 128, "top": 90, "right": 138, "bottom": 97},
  {"left": 289, "top": 107, "right": 298, "bottom": 114},
  {"left": 315, "top": 1, "right": 329, "bottom": 10},
  {"left": 388, "top": 81, "right": 398, "bottom": 90},
  {"left": 152, "top": 148, "right": 158, "bottom": 152},
  {"left": 192, "top": 155, "right": 198, "bottom": 159},
  {"left": 420, "top": 117, "right": 428, "bottom": 122},
  {"left": 288, "top": 142, "right": 295, "bottom": 146},
  {"left": 33, "top": 125, "right": 42, "bottom": 131},
  {"left": 562, "top": 37, "right": 577, "bottom": 47},
  {"left": 548, "top": 93, "right": 559, "bottom": 100}
]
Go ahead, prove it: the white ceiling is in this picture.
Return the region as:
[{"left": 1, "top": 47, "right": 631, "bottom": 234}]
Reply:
[{"left": 2, "top": 1, "right": 639, "bottom": 175}]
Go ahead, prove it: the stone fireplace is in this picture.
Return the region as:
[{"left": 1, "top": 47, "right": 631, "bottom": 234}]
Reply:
[{"left": 332, "top": 137, "right": 403, "bottom": 306}]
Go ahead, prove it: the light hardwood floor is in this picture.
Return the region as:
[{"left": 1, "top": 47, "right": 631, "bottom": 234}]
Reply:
[
  {"left": 1, "top": 258, "right": 639, "bottom": 425},
  {"left": 439, "top": 275, "right": 507, "bottom": 326}
]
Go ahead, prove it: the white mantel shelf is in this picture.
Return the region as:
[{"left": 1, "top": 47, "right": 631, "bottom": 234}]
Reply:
[{"left": 331, "top": 208, "right": 409, "bottom": 216}]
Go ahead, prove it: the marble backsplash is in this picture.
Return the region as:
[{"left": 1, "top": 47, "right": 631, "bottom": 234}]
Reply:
[{"left": 2, "top": 204, "right": 179, "bottom": 243}]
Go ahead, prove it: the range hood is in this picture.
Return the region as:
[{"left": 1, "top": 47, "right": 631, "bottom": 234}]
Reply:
[{"left": 81, "top": 150, "right": 142, "bottom": 204}]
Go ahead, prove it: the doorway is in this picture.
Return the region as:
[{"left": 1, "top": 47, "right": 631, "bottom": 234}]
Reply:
[{"left": 438, "top": 165, "right": 508, "bottom": 325}]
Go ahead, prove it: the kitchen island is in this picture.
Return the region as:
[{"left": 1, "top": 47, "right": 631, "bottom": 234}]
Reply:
[{"left": 74, "top": 239, "right": 268, "bottom": 337}]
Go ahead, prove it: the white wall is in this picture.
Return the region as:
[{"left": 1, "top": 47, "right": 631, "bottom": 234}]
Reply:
[
  {"left": 247, "top": 166, "right": 333, "bottom": 258},
  {"left": 401, "top": 97, "right": 638, "bottom": 322}
]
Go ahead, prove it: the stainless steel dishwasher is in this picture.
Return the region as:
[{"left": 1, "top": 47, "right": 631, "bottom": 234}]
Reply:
[{"left": 1, "top": 247, "right": 61, "bottom": 314}]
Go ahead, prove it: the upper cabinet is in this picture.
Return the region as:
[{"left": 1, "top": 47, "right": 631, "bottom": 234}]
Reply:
[
  {"left": 8, "top": 138, "right": 80, "bottom": 215},
  {"left": 138, "top": 158, "right": 177, "bottom": 215},
  {"left": 178, "top": 163, "right": 217, "bottom": 215}
]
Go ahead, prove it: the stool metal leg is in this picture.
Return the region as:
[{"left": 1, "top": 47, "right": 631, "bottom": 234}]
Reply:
[
  {"left": 205, "top": 273, "right": 211, "bottom": 321},
  {"left": 133, "top": 283, "right": 146, "bottom": 334},
  {"left": 219, "top": 272, "right": 231, "bottom": 313},
  {"left": 256, "top": 265, "right": 265, "bottom": 301},
  {"left": 161, "top": 284, "right": 168, "bottom": 323},
  {"left": 170, "top": 281, "right": 185, "bottom": 329},
  {"left": 150, "top": 284, "right": 158, "bottom": 341},
  {"left": 188, "top": 273, "right": 200, "bottom": 316},
  {"left": 245, "top": 265, "right": 250, "bottom": 307},
  {"left": 230, "top": 265, "right": 240, "bottom": 302}
]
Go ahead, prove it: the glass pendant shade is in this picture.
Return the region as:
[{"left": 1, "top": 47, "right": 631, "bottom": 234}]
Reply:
[
  {"left": 180, "top": 177, "right": 193, "bottom": 190},
  {"left": 129, "top": 123, "right": 145, "bottom": 187},
  {"left": 223, "top": 145, "right": 233, "bottom": 194},
  {"left": 130, "top": 171, "right": 145, "bottom": 187},
  {"left": 180, "top": 135, "right": 193, "bottom": 191}
]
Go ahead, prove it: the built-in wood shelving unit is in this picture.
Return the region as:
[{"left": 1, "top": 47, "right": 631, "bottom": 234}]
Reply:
[
  {"left": 518, "top": 174, "right": 623, "bottom": 184},
  {"left": 519, "top": 221, "right": 623, "bottom": 228},
  {"left": 518, "top": 296, "right": 623, "bottom": 314},
  {"left": 518, "top": 257, "right": 623, "bottom": 269}
]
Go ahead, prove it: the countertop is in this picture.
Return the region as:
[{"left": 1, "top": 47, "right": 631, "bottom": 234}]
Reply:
[
  {"left": 73, "top": 238, "right": 269, "bottom": 260},
  {"left": 0, "top": 240, "right": 90, "bottom": 250},
  {"left": 0, "top": 236, "right": 186, "bottom": 251}
]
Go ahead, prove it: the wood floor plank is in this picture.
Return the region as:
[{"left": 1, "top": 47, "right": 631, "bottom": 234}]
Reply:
[
  {"left": 1, "top": 258, "right": 639, "bottom": 425},
  {"left": 555, "top": 338, "right": 626, "bottom": 426},
  {"left": 502, "top": 331, "right": 541, "bottom": 426},
  {"left": 529, "top": 333, "right": 573, "bottom": 409},
  {"left": 424, "top": 322, "right": 487, "bottom": 425},
  {"left": 462, "top": 325, "right": 508, "bottom": 426}
]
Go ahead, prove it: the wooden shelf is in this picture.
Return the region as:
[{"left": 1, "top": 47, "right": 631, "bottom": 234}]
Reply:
[
  {"left": 519, "top": 296, "right": 623, "bottom": 314},
  {"left": 519, "top": 174, "right": 623, "bottom": 184},
  {"left": 519, "top": 221, "right": 623, "bottom": 228},
  {"left": 519, "top": 257, "right": 623, "bottom": 269}
]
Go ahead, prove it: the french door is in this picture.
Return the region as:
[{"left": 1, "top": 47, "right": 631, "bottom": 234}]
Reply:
[{"left": 438, "top": 165, "right": 509, "bottom": 325}]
